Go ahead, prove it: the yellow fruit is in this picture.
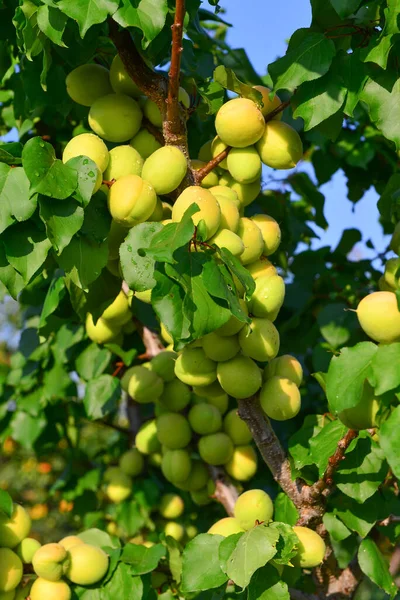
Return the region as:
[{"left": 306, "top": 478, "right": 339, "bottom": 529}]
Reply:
[
  {"left": 188, "top": 403, "right": 222, "bottom": 435},
  {"left": 260, "top": 376, "right": 301, "bottom": 421},
  {"left": 227, "top": 146, "right": 262, "bottom": 183},
  {"left": 66, "top": 544, "right": 109, "bottom": 585},
  {"left": 264, "top": 355, "right": 303, "bottom": 386},
  {"left": 85, "top": 314, "right": 120, "bottom": 345},
  {"left": 30, "top": 578, "right": 71, "bottom": 600},
  {"left": 198, "top": 140, "right": 213, "bottom": 162},
  {"left": 160, "top": 322, "right": 173, "bottom": 344},
  {"left": 62, "top": 133, "right": 109, "bottom": 173},
  {"left": 66, "top": 64, "right": 112, "bottom": 107},
  {"left": 119, "top": 448, "right": 144, "bottom": 477},
  {"left": 102, "top": 290, "right": 131, "bottom": 326},
  {"left": 217, "top": 355, "right": 262, "bottom": 399},
  {"left": 109, "top": 55, "right": 141, "bottom": 97},
  {"left": 209, "top": 185, "right": 240, "bottom": 207},
  {"left": 175, "top": 347, "right": 217, "bottom": 387},
  {"left": 164, "top": 522, "right": 185, "bottom": 542},
  {"left": 136, "top": 289, "right": 152, "bottom": 304},
  {"left": 172, "top": 187, "right": 221, "bottom": 240},
  {"left": 215, "top": 300, "right": 248, "bottom": 337},
  {"left": 193, "top": 381, "right": 229, "bottom": 414},
  {"left": 159, "top": 494, "right": 184, "bottom": 519},
  {"left": 338, "top": 382, "right": 380, "bottom": 430},
  {"left": 198, "top": 432, "right": 234, "bottom": 465},
  {"left": 390, "top": 222, "right": 400, "bottom": 255},
  {"left": 253, "top": 85, "right": 282, "bottom": 118},
  {"left": 246, "top": 257, "right": 277, "bottom": 280},
  {"left": 191, "top": 159, "right": 219, "bottom": 188},
  {"left": 220, "top": 172, "right": 261, "bottom": 208},
  {"left": 128, "top": 366, "right": 164, "bottom": 403},
  {"left": 159, "top": 379, "right": 191, "bottom": 412},
  {"left": 237, "top": 218, "right": 264, "bottom": 265},
  {"left": 239, "top": 317, "right": 280, "bottom": 362},
  {"left": 211, "top": 136, "right": 229, "bottom": 169},
  {"left": 104, "top": 145, "right": 143, "bottom": 181},
  {"left": 256, "top": 121, "right": 303, "bottom": 169},
  {"left": 89, "top": 94, "right": 142, "bottom": 143},
  {"left": 135, "top": 420, "right": 161, "bottom": 454},
  {"left": 108, "top": 174, "right": 157, "bottom": 227},
  {"left": 32, "top": 543, "right": 67, "bottom": 582},
  {"left": 58, "top": 536, "right": 84, "bottom": 552},
  {"left": 209, "top": 229, "right": 245, "bottom": 257},
  {"left": 130, "top": 129, "right": 162, "bottom": 159},
  {"left": 15, "top": 538, "right": 41, "bottom": 564},
  {"left": 106, "top": 471, "right": 132, "bottom": 503},
  {"left": 216, "top": 98, "right": 265, "bottom": 148},
  {"left": 156, "top": 412, "right": 192, "bottom": 449},
  {"left": 0, "top": 505, "right": 31, "bottom": 549},
  {"left": 202, "top": 331, "right": 240, "bottom": 362},
  {"left": 292, "top": 526, "right": 326, "bottom": 568},
  {"left": 356, "top": 291, "right": 400, "bottom": 343},
  {"left": 212, "top": 195, "right": 240, "bottom": 232},
  {"left": 378, "top": 275, "right": 394, "bottom": 292},
  {"left": 150, "top": 351, "right": 178, "bottom": 382},
  {"left": 249, "top": 274, "right": 286, "bottom": 320},
  {"left": 0, "top": 549, "right": 23, "bottom": 592},
  {"left": 223, "top": 409, "right": 252, "bottom": 445},
  {"left": 251, "top": 214, "right": 281, "bottom": 256},
  {"left": 162, "top": 449, "right": 192, "bottom": 483},
  {"left": 142, "top": 146, "right": 187, "bottom": 194},
  {"left": 234, "top": 489, "right": 274, "bottom": 530},
  {"left": 225, "top": 445, "right": 258, "bottom": 481},
  {"left": 208, "top": 517, "right": 244, "bottom": 536},
  {"left": 176, "top": 461, "right": 209, "bottom": 492}
]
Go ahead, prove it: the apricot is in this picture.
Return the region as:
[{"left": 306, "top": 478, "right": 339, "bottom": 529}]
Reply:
[
  {"left": 223, "top": 409, "right": 252, "bottom": 445},
  {"left": 246, "top": 257, "right": 277, "bottom": 280},
  {"left": 234, "top": 489, "right": 274, "bottom": 530},
  {"left": 208, "top": 517, "right": 244, "bottom": 537},
  {"left": 159, "top": 494, "right": 184, "bottom": 519},
  {"left": 32, "top": 543, "right": 67, "bottom": 582},
  {"left": 58, "top": 536, "right": 84, "bottom": 552},
  {"left": 211, "top": 136, "right": 229, "bottom": 169},
  {"left": 109, "top": 55, "right": 141, "bottom": 97},
  {"left": 338, "top": 381, "right": 379, "bottom": 430},
  {"left": 172, "top": 187, "right": 221, "bottom": 240},
  {"left": 135, "top": 420, "right": 161, "bottom": 454},
  {"left": 198, "top": 432, "right": 233, "bottom": 465},
  {"left": 209, "top": 229, "right": 244, "bottom": 257},
  {"left": 202, "top": 331, "right": 241, "bottom": 362},
  {"left": 188, "top": 403, "right": 222, "bottom": 435},
  {"left": 15, "top": 538, "right": 41, "bottom": 564},
  {"left": 217, "top": 355, "right": 262, "bottom": 399},
  {"left": 251, "top": 214, "right": 281, "bottom": 256},
  {"left": 65, "top": 544, "right": 109, "bottom": 585},
  {"left": 148, "top": 197, "right": 164, "bottom": 221},
  {"left": 108, "top": 220, "right": 127, "bottom": 260},
  {"left": 215, "top": 300, "right": 248, "bottom": 337},
  {"left": 216, "top": 98, "right": 265, "bottom": 148},
  {"left": 164, "top": 522, "right": 185, "bottom": 542},
  {"left": 66, "top": 64, "right": 112, "bottom": 107},
  {"left": 0, "top": 504, "right": 31, "bottom": 549},
  {"left": 356, "top": 291, "right": 400, "bottom": 343},
  {"left": 0, "top": 549, "right": 22, "bottom": 592},
  {"left": 292, "top": 526, "right": 326, "bottom": 568},
  {"left": 239, "top": 317, "right": 280, "bottom": 362},
  {"left": 390, "top": 222, "right": 400, "bottom": 255},
  {"left": 227, "top": 146, "right": 262, "bottom": 183},
  {"left": 249, "top": 274, "right": 286, "bottom": 320},
  {"left": 209, "top": 185, "right": 240, "bottom": 207},
  {"left": 162, "top": 449, "right": 192, "bottom": 483},
  {"left": 62, "top": 133, "right": 109, "bottom": 173},
  {"left": 143, "top": 99, "right": 162, "bottom": 127},
  {"left": 107, "top": 471, "right": 132, "bottom": 502},
  {"left": 236, "top": 218, "right": 264, "bottom": 265},
  {"left": 142, "top": 146, "right": 187, "bottom": 195},
  {"left": 225, "top": 445, "right": 258, "bottom": 481},
  {"left": 104, "top": 145, "right": 143, "bottom": 181},
  {"left": 191, "top": 159, "right": 219, "bottom": 188},
  {"left": 220, "top": 172, "right": 261, "bottom": 208},
  {"left": 159, "top": 379, "right": 191, "bottom": 412},
  {"left": 157, "top": 412, "right": 192, "bottom": 449},
  {"left": 136, "top": 289, "right": 152, "bottom": 304},
  {"left": 193, "top": 381, "right": 229, "bottom": 414},
  {"left": 0, "top": 591, "right": 16, "bottom": 600},
  {"left": 120, "top": 366, "right": 136, "bottom": 392},
  {"left": 108, "top": 174, "right": 157, "bottom": 227},
  {"left": 130, "top": 129, "right": 162, "bottom": 159},
  {"left": 260, "top": 376, "right": 301, "bottom": 421},
  {"left": 101, "top": 290, "right": 131, "bottom": 326},
  {"left": 257, "top": 121, "right": 303, "bottom": 169},
  {"left": 30, "top": 578, "right": 71, "bottom": 600},
  {"left": 253, "top": 85, "right": 282, "bottom": 118},
  {"left": 198, "top": 140, "right": 213, "bottom": 163},
  {"left": 175, "top": 347, "right": 217, "bottom": 387},
  {"left": 119, "top": 448, "right": 144, "bottom": 477},
  {"left": 190, "top": 488, "right": 213, "bottom": 506},
  {"left": 150, "top": 351, "right": 178, "bottom": 382},
  {"left": 264, "top": 355, "right": 303, "bottom": 386},
  {"left": 384, "top": 257, "right": 400, "bottom": 289},
  {"left": 176, "top": 461, "right": 209, "bottom": 492},
  {"left": 162, "top": 202, "right": 173, "bottom": 219},
  {"left": 89, "top": 94, "right": 142, "bottom": 142},
  {"left": 212, "top": 195, "right": 240, "bottom": 232},
  {"left": 128, "top": 366, "right": 164, "bottom": 403},
  {"left": 379, "top": 275, "right": 394, "bottom": 292}
]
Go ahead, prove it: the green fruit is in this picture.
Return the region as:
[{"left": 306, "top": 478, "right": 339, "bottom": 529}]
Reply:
[
  {"left": 338, "top": 382, "right": 380, "bottom": 430},
  {"left": 234, "top": 489, "right": 273, "bottom": 530},
  {"left": 150, "top": 351, "right": 178, "bottom": 382},
  {"left": 159, "top": 379, "right": 191, "bottom": 412},
  {"left": 356, "top": 291, "right": 400, "bottom": 343},
  {"left": 217, "top": 355, "right": 262, "bottom": 399},
  {"left": 135, "top": 420, "right": 161, "bottom": 454},
  {"left": 247, "top": 257, "right": 277, "bottom": 280},
  {"left": 177, "top": 461, "right": 209, "bottom": 491},
  {"left": 190, "top": 488, "right": 213, "bottom": 506},
  {"left": 175, "top": 347, "right": 217, "bottom": 387},
  {"left": 292, "top": 526, "right": 326, "bottom": 568},
  {"left": 101, "top": 290, "right": 131, "bottom": 326},
  {"left": 211, "top": 136, "right": 229, "bottom": 169},
  {"left": 128, "top": 366, "right": 164, "bottom": 403},
  {"left": 379, "top": 275, "right": 394, "bottom": 292},
  {"left": 104, "top": 145, "right": 143, "bottom": 181},
  {"left": 108, "top": 174, "right": 157, "bottom": 227},
  {"left": 248, "top": 274, "right": 285, "bottom": 320},
  {"left": 0, "top": 590, "right": 16, "bottom": 599},
  {"left": 0, "top": 549, "right": 23, "bottom": 592},
  {"left": 260, "top": 376, "right": 301, "bottom": 421},
  {"left": 130, "top": 129, "right": 162, "bottom": 159},
  {"left": 66, "top": 64, "right": 112, "bottom": 107},
  {"left": 253, "top": 86, "right": 282, "bottom": 118},
  {"left": 202, "top": 331, "right": 240, "bottom": 362},
  {"left": 89, "top": 94, "right": 142, "bottom": 143},
  {"left": 66, "top": 544, "right": 109, "bottom": 585},
  {"left": 208, "top": 517, "right": 244, "bottom": 536},
  {"left": 32, "top": 543, "right": 67, "bottom": 582},
  {"left": 159, "top": 494, "right": 184, "bottom": 519},
  {"left": 30, "top": 578, "right": 71, "bottom": 600},
  {"left": 227, "top": 146, "right": 262, "bottom": 183},
  {"left": 239, "top": 317, "right": 280, "bottom": 362},
  {"left": 215, "top": 300, "right": 248, "bottom": 337},
  {"left": 213, "top": 195, "right": 240, "bottom": 232},
  {"left": 109, "top": 55, "right": 141, "bottom": 97},
  {"left": 390, "top": 221, "right": 400, "bottom": 255},
  {"left": 220, "top": 172, "right": 261, "bottom": 208},
  {"left": 157, "top": 412, "right": 192, "bottom": 449},
  {"left": 191, "top": 159, "right": 219, "bottom": 188},
  {"left": 251, "top": 214, "right": 281, "bottom": 256},
  {"left": 162, "top": 202, "right": 173, "bottom": 219},
  {"left": 188, "top": 403, "right": 222, "bottom": 435},
  {"left": 384, "top": 257, "right": 400, "bottom": 289},
  {"left": 237, "top": 218, "right": 264, "bottom": 265},
  {"left": 193, "top": 381, "right": 229, "bottom": 414},
  {"left": 148, "top": 197, "right": 164, "bottom": 221},
  {"left": 143, "top": 99, "right": 163, "bottom": 127},
  {"left": 216, "top": 98, "right": 265, "bottom": 148},
  {"left": 172, "top": 187, "right": 221, "bottom": 240},
  {"left": 120, "top": 366, "right": 136, "bottom": 392},
  {"left": 142, "top": 146, "right": 187, "bottom": 195},
  {"left": 198, "top": 432, "right": 233, "bottom": 465},
  {"left": 62, "top": 133, "right": 109, "bottom": 173},
  {"left": 15, "top": 538, "right": 41, "bottom": 564},
  {"left": 119, "top": 448, "right": 144, "bottom": 477},
  {"left": 58, "top": 537, "right": 84, "bottom": 552},
  {"left": 85, "top": 314, "right": 121, "bottom": 344},
  {"left": 223, "top": 409, "right": 252, "bottom": 445},
  {"left": 264, "top": 355, "right": 303, "bottom": 386},
  {"left": 164, "top": 522, "right": 185, "bottom": 542},
  {"left": 198, "top": 140, "right": 213, "bottom": 163},
  {"left": 106, "top": 470, "right": 132, "bottom": 503},
  {"left": 162, "top": 449, "right": 192, "bottom": 483},
  {"left": 0, "top": 505, "right": 31, "bottom": 549},
  {"left": 108, "top": 220, "right": 127, "bottom": 260},
  {"left": 225, "top": 445, "right": 258, "bottom": 481},
  {"left": 256, "top": 121, "right": 303, "bottom": 169},
  {"left": 209, "top": 229, "right": 244, "bottom": 257}
]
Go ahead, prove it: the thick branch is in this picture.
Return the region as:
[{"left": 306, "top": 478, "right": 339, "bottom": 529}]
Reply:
[
  {"left": 209, "top": 466, "right": 239, "bottom": 516},
  {"left": 133, "top": 318, "right": 165, "bottom": 359},
  {"left": 167, "top": 0, "right": 185, "bottom": 130}
]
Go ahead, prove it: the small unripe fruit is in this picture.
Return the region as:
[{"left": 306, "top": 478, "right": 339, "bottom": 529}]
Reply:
[
  {"left": 143, "top": 99, "right": 162, "bottom": 127},
  {"left": 191, "top": 488, "right": 213, "bottom": 506},
  {"left": 223, "top": 409, "right": 252, "bottom": 445},
  {"left": 257, "top": 121, "right": 303, "bottom": 169},
  {"left": 119, "top": 448, "right": 144, "bottom": 477},
  {"left": 164, "top": 522, "right": 185, "bottom": 542},
  {"left": 234, "top": 489, "right": 273, "bottom": 530},
  {"left": 30, "top": 578, "right": 71, "bottom": 600},
  {"left": 157, "top": 412, "right": 192, "bottom": 449},
  {"left": 253, "top": 86, "right": 282, "bottom": 118},
  {"left": 225, "top": 445, "right": 258, "bottom": 481},
  {"left": 208, "top": 517, "right": 244, "bottom": 536},
  {"left": 58, "top": 536, "right": 84, "bottom": 552},
  {"left": 128, "top": 366, "right": 164, "bottom": 403},
  {"left": 384, "top": 257, "right": 400, "bottom": 289},
  {"left": 0, "top": 504, "right": 31, "bottom": 549},
  {"left": 202, "top": 331, "right": 240, "bottom": 362},
  {"left": 217, "top": 355, "right": 262, "bottom": 399},
  {"left": 15, "top": 538, "right": 41, "bottom": 564},
  {"left": 0, "top": 549, "right": 23, "bottom": 592},
  {"left": 62, "top": 133, "right": 109, "bottom": 173},
  {"left": 292, "top": 526, "right": 326, "bottom": 568},
  {"left": 264, "top": 355, "right": 303, "bottom": 386},
  {"left": 188, "top": 403, "right": 222, "bottom": 435},
  {"left": 101, "top": 290, "right": 131, "bottom": 326},
  {"left": 159, "top": 494, "right": 184, "bottom": 519},
  {"left": 239, "top": 317, "right": 280, "bottom": 362},
  {"left": 85, "top": 314, "right": 121, "bottom": 345},
  {"left": 66, "top": 64, "right": 112, "bottom": 107},
  {"left": 110, "top": 55, "right": 141, "bottom": 97},
  {"left": 191, "top": 159, "right": 219, "bottom": 188},
  {"left": 198, "top": 140, "right": 213, "bottom": 163},
  {"left": 66, "top": 544, "right": 109, "bottom": 585},
  {"left": 215, "top": 300, "right": 248, "bottom": 337},
  {"left": 379, "top": 275, "right": 394, "bottom": 292},
  {"left": 172, "top": 187, "right": 221, "bottom": 240},
  {"left": 193, "top": 381, "right": 229, "bottom": 414},
  {"left": 198, "top": 432, "right": 234, "bottom": 465},
  {"left": 175, "top": 348, "right": 217, "bottom": 387},
  {"left": 237, "top": 218, "right": 264, "bottom": 265},
  {"left": 338, "top": 382, "right": 380, "bottom": 430},
  {"left": 216, "top": 98, "right": 265, "bottom": 148},
  {"left": 227, "top": 146, "right": 262, "bottom": 183},
  {"left": 89, "top": 94, "right": 143, "bottom": 142},
  {"left": 150, "top": 351, "right": 178, "bottom": 382},
  {"left": 247, "top": 257, "right": 277, "bottom": 280},
  {"left": 260, "top": 376, "right": 301, "bottom": 421},
  {"left": 177, "top": 461, "right": 209, "bottom": 491},
  {"left": 130, "top": 129, "right": 162, "bottom": 159},
  {"left": 251, "top": 214, "right": 281, "bottom": 256},
  {"left": 135, "top": 420, "right": 161, "bottom": 454},
  {"left": 159, "top": 379, "right": 191, "bottom": 412},
  {"left": 211, "top": 136, "right": 229, "bottom": 168},
  {"left": 356, "top": 291, "right": 400, "bottom": 343},
  {"left": 32, "top": 543, "right": 67, "bottom": 582},
  {"left": 213, "top": 195, "right": 240, "bottom": 232},
  {"left": 390, "top": 222, "right": 400, "bottom": 255},
  {"left": 162, "top": 449, "right": 192, "bottom": 483},
  {"left": 142, "top": 146, "right": 187, "bottom": 195},
  {"left": 104, "top": 145, "right": 143, "bottom": 181},
  {"left": 249, "top": 274, "right": 286, "bottom": 320},
  {"left": 108, "top": 174, "right": 157, "bottom": 227},
  {"left": 209, "top": 229, "right": 245, "bottom": 257}
]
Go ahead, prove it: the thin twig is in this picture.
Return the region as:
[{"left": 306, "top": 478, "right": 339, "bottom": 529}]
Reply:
[
  {"left": 265, "top": 99, "right": 291, "bottom": 122},
  {"left": 209, "top": 466, "right": 239, "bottom": 516},
  {"left": 142, "top": 117, "right": 165, "bottom": 146},
  {"left": 167, "top": 0, "right": 185, "bottom": 130}
]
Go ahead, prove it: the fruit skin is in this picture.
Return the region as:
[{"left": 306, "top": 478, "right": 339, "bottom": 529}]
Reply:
[
  {"left": 264, "top": 355, "right": 303, "bottom": 386},
  {"left": 215, "top": 299, "right": 248, "bottom": 337},
  {"left": 58, "top": 537, "right": 84, "bottom": 552},
  {"left": 202, "top": 331, "right": 240, "bottom": 362},
  {"left": 159, "top": 494, "right": 184, "bottom": 519},
  {"left": 357, "top": 291, "right": 400, "bottom": 343},
  {"left": 0, "top": 590, "right": 16, "bottom": 599},
  {"left": 239, "top": 318, "right": 280, "bottom": 362},
  {"left": 143, "top": 99, "right": 163, "bottom": 127},
  {"left": 188, "top": 403, "right": 222, "bottom": 435},
  {"left": 234, "top": 489, "right": 274, "bottom": 530},
  {"left": 32, "top": 543, "right": 67, "bottom": 582},
  {"left": 105, "top": 469, "right": 132, "bottom": 503},
  {"left": 176, "top": 461, "right": 209, "bottom": 491},
  {"left": 142, "top": 146, "right": 187, "bottom": 195},
  {"left": 135, "top": 420, "right": 161, "bottom": 454},
  {"left": 157, "top": 412, "right": 192, "bottom": 449},
  {"left": 108, "top": 174, "right": 157, "bottom": 227},
  {"left": 292, "top": 526, "right": 326, "bottom": 568},
  {"left": 227, "top": 146, "right": 262, "bottom": 184},
  {"left": 15, "top": 538, "right": 41, "bottom": 564},
  {"left": 338, "top": 382, "right": 380, "bottom": 430},
  {"left": 62, "top": 133, "right": 109, "bottom": 173},
  {"left": 220, "top": 172, "right": 261, "bottom": 208},
  {"left": 237, "top": 218, "right": 264, "bottom": 265},
  {"left": 85, "top": 314, "right": 120, "bottom": 345},
  {"left": 216, "top": 98, "right": 265, "bottom": 148},
  {"left": 0, "top": 549, "right": 23, "bottom": 592},
  {"left": 193, "top": 381, "right": 229, "bottom": 414},
  {"left": 209, "top": 185, "right": 240, "bottom": 207},
  {"left": 223, "top": 409, "right": 252, "bottom": 445},
  {"left": 253, "top": 85, "right": 282, "bottom": 118},
  {"left": 149, "top": 351, "right": 177, "bottom": 382},
  {"left": 130, "top": 129, "right": 162, "bottom": 159},
  {"left": 260, "top": 376, "right": 301, "bottom": 421},
  {"left": 0, "top": 504, "right": 31, "bottom": 549},
  {"left": 208, "top": 517, "right": 244, "bottom": 536},
  {"left": 209, "top": 229, "right": 244, "bottom": 257},
  {"left": 251, "top": 214, "right": 281, "bottom": 256},
  {"left": 172, "top": 187, "right": 221, "bottom": 240},
  {"left": 65, "top": 544, "right": 109, "bottom": 585},
  {"left": 30, "top": 578, "right": 71, "bottom": 600},
  {"left": 119, "top": 448, "right": 144, "bottom": 477},
  {"left": 256, "top": 121, "right": 303, "bottom": 169},
  {"left": 164, "top": 522, "right": 185, "bottom": 542},
  {"left": 174, "top": 348, "right": 217, "bottom": 387},
  {"left": 66, "top": 64, "right": 112, "bottom": 107},
  {"left": 247, "top": 257, "right": 277, "bottom": 280},
  {"left": 213, "top": 194, "right": 240, "bottom": 232},
  {"left": 198, "top": 432, "right": 234, "bottom": 465},
  {"left": 162, "top": 449, "right": 192, "bottom": 483},
  {"left": 217, "top": 355, "right": 262, "bottom": 399},
  {"left": 384, "top": 257, "right": 400, "bottom": 289},
  {"left": 211, "top": 136, "right": 229, "bottom": 169},
  {"left": 104, "top": 145, "right": 143, "bottom": 181},
  {"left": 128, "top": 366, "right": 164, "bottom": 403},
  {"left": 225, "top": 445, "right": 258, "bottom": 481},
  {"left": 89, "top": 94, "right": 143, "bottom": 143},
  {"left": 109, "top": 54, "right": 141, "bottom": 97},
  {"left": 249, "top": 274, "right": 286, "bottom": 320},
  {"left": 101, "top": 290, "right": 131, "bottom": 326},
  {"left": 159, "top": 379, "right": 191, "bottom": 412}
]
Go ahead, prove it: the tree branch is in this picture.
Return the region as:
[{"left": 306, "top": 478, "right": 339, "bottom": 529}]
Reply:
[
  {"left": 289, "top": 590, "right": 319, "bottom": 600},
  {"left": 142, "top": 117, "right": 165, "bottom": 146},
  {"left": 209, "top": 466, "right": 239, "bottom": 516},
  {"left": 167, "top": 0, "right": 185, "bottom": 131},
  {"left": 264, "top": 99, "right": 291, "bottom": 122}
]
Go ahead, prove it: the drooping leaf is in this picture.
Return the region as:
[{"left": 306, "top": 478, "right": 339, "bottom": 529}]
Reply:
[
  {"left": 379, "top": 405, "right": 400, "bottom": 479},
  {"left": 358, "top": 539, "right": 397, "bottom": 599},
  {"left": 39, "top": 270, "right": 66, "bottom": 328},
  {"left": 2, "top": 221, "right": 52, "bottom": 283},
  {"left": 310, "top": 419, "right": 348, "bottom": 477},
  {"left": 121, "top": 543, "right": 166, "bottom": 575},
  {"left": 0, "top": 164, "right": 37, "bottom": 234},
  {"left": 213, "top": 65, "right": 262, "bottom": 104},
  {"left": 37, "top": 5, "right": 68, "bottom": 47},
  {"left": 83, "top": 374, "right": 121, "bottom": 419},
  {"left": 39, "top": 196, "right": 84, "bottom": 254},
  {"left": 58, "top": 0, "right": 119, "bottom": 38},
  {"left": 120, "top": 222, "right": 163, "bottom": 292},
  {"left": 113, "top": 0, "right": 168, "bottom": 46},
  {"left": 57, "top": 235, "right": 108, "bottom": 290},
  {"left": 329, "top": 0, "right": 362, "bottom": 18},
  {"left": 361, "top": 73, "right": 400, "bottom": 150},
  {"left": 181, "top": 534, "right": 228, "bottom": 593},
  {"left": 247, "top": 564, "right": 290, "bottom": 600}
]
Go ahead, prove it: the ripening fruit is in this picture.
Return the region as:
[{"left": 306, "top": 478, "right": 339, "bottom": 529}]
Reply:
[
  {"left": 260, "top": 376, "right": 301, "bottom": 421},
  {"left": 135, "top": 420, "right": 161, "bottom": 454},
  {"left": 32, "top": 543, "right": 67, "bottom": 582},
  {"left": 130, "top": 129, "right": 162, "bottom": 159},
  {"left": 215, "top": 300, "right": 248, "bottom": 337},
  {"left": 220, "top": 172, "right": 261, "bottom": 208},
  {"left": 0, "top": 549, "right": 23, "bottom": 592},
  {"left": 198, "top": 432, "right": 234, "bottom": 465},
  {"left": 62, "top": 133, "right": 109, "bottom": 173},
  {"left": 202, "top": 331, "right": 241, "bottom": 362},
  {"left": 292, "top": 526, "right": 326, "bottom": 568},
  {"left": 223, "top": 409, "right": 252, "bottom": 445},
  {"left": 256, "top": 121, "right": 303, "bottom": 169},
  {"left": 227, "top": 146, "right": 262, "bottom": 183},
  {"left": 156, "top": 413, "right": 192, "bottom": 449},
  {"left": 101, "top": 290, "right": 131, "bottom": 326},
  {"left": 149, "top": 351, "right": 177, "bottom": 382},
  {"left": 159, "top": 494, "right": 184, "bottom": 519},
  {"left": 30, "top": 578, "right": 71, "bottom": 600},
  {"left": 209, "top": 185, "right": 240, "bottom": 207},
  {"left": 164, "top": 522, "right": 185, "bottom": 542},
  {"left": 216, "top": 98, "right": 265, "bottom": 148},
  {"left": 119, "top": 448, "right": 144, "bottom": 477},
  {"left": 108, "top": 174, "right": 157, "bottom": 227},
  {"left": 384, "top": 257, "right": 400, "bottom": 289},
  {"left": 239, "top": 318, "right": 280, "bottom": 362},
  {"left": 217, "top": 355, "right": 262, "bottom": 399},
  {"left": 234, "top": 489, "right": 274, "bottom": 530},
  {"left": 65, "top": 544, "right": 109, "bottom": 585},
  {"left": 15, "top": 538, "right": 41, "bottom": 564},
  {"left": 251, "top": 214, "right": 281, "bottom": 256},
  {"left": 253, "top": 85, "right": 282, "bottom": 118},
  {"left": 128, "top": 366, "right": 164, "bottom": 403},
  {"left": 191, "top": 488, "right": 213, "bottom": 506},
  {"left": 159, "top": 379, "right": 191, "bottom": 412},
  {"left": 208, "top": 517, "right": 244, "bottom": 537},
  {"left": 247, "top": 257, "right": 277, "bottom": 280},
  {"left": 193, "top": 381, "right": 229, "bottom": 414},
  {"left": 249, "top": 274, "right": 286, "bottom": 320},
  {"left": 162, "top": 449, "right": 192, "bottom": 483},
  {"left": 356, "top": 291, "right": 400, "bottom": 343},
  {"left": 212, "top": 195, "right": 240, "bottom": 232},
  {"left": 58, "top": 536, "right": 84, "bottom": 552},
  {"left": 175, "top": 347, "right": 217, "bottom": 387},
  {"left": 390, "top": 222, "right": 400, "bottom": 256},
  {"left": 236, "top": 218, "right": 264, "bottom": 265},
  {"left": 338, "top": 382, "right": 380, "bottom": 430},
  {"left": 188, "top": 403, "right": 222, "bottom": 435},
  {"left": 176, "top": 461, "right": 209, "bottom": 491},
  {"left": 198, "top": 140, "right": 213, "bottom": 163},
  {"left": 209, "top": 229, "right": 245, "bottom": 257},
  {"left": 172, "top": 187, "right": 221, "bottom": 240},
  {"left": 191, "top": 160, "right": 219, "bottom": 188},
  {"left": 379, "top": 275, "right": 394, "bottom": 292},
  {"left": 104, "top": 145, "right": 143, "bottom": 181},
  {"left": 66, "top": 64, "right": 112, "bottom": 107},
  {"left": 85, "top": 314, "right": 120, "bottom": 344},
  {"left": 107, "top": 470, "right": 132, "bottom": 503},
  {"left": 143, "top": 99, "right": 161, "bottom": 127},
  {"left": 264, "top": 355, "right": 303, "bottom": 386},
  {"left": 109, "top": 55, "right": 141, "bottom": 97},
  {"left": 225, "top": 445, "right": 258, "bottom": 481},
  {"left": 0, "top": 504, "right": 31, "bottom": 549},
  {"left": 89, "top": 94, "right": 142, "bottom": 143},
  {"left": 211, "top": 136, "right": 229, "bottom": 168},
  {"left": 142, "top": 146, "right": 187, "bottom": 195}
]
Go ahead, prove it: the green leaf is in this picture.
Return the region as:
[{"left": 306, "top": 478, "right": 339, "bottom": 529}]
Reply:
[
  {"left": 78, "top": 528, "right": 119, "bottom": 549},
  {"left": 218, "top": 248, "right": 255, "bottom": 301},
  {"left": 202, "top": 258, "right": 250, "bottom": 326},
  {"left": 361, "top": 73, "right": 400, "bottom": 151},
  {"left": 0, "top": 142, "right": 23, "bottom": 166},
  {"left": 213, "top": 65, "right": 262, "bottom": 104},
  {"left": 269, "top": 522, "right": 299, "bottom": 565},
  {"left": 361, "top": 34, "right": 394, "bottom": 70},
  {"left": 39, "top": 270, "right": 66, "bottom": 328},
  {"left": 377, "top": 174, "right": 400, "bottom": 224},
  {"left": 113, "top": 0, "right": 168, "bottom": 46},
  {"left": 269, "top": 31, "right": 336, "bottom": 93},
  {"left": 329, "top": 0, "right": 362, "bottom": 18},
  {"left": 333, "top": 493, "right": 379, "bottom": 537},
  {"left": 380, "top": 405, "right": 400, "bottom": 479},
  {"left": 384, "top": 0, "right": 400, "bottom": 35},
  {"left": 310, "top": 420, "right": 348, "bottom": 477},
  {"left": 67, "top": 156, "right": 102, "bottom": 208},
  {"left": 76, "top": 344, "right": 112, "bottom": 381},
  {"left": 83, "top": 374, "right": 121, "bottom": 419},
  {"left": 166, "top": 537, "right": 182, "bottom": 584},
  {"left": 2, "top": 221, "right": 52, "bottom": 283},
  {"left": 142, "top": 204, "right": 197, "bottom": 263},
  {"left": 120, "top": 222, "right": 163, "bottom": 292},
  {"left": 10, "top": 411, "right": 47, "bottom": 449},
  {"left": 371, "top": 343, "right": 400, "bottom": 395},
  {"left": 37, "top": 5, "right": 68, "bottom": 47},
  {"left": 151, "top": 267, "right": 191, "bottom": 346},
  {"left": 58, "top": 0, "right": 119, "bottom": 37},
  {"left": 273, "top": 493, "right": 299, "bottom": 526},
  {"left": 39, "top": 196, "right": 84, "bottom": 254},
  {"left": 0, "top": 165, "right": 37, "bottom": 234},
  {"left": 247, "top": 564, "right": 290, "bottom": 600},
  {"left": 181, "top": 534, "right": 228, "bottom": 593},
  {"left": 316, "top": 303, "right": 353, "bottom": 348},
  {"left": 289, "top": 172, "right": 328, "bottom": 230},
  {"left": 323, "top": 513, "right": 351, "bottom": 542},
  {"left": 121, "top": 543, "right": 166, "bottom": 575},
  {"left": 340, "top": 49, "right": 369, "bottom": 117},
  {"left": 197, "top": 80, "right": 225, "bottom": 115},
  {"left": 0, "top": 242, "right": 24, "bottom": 299},
  {"left": 58, "top": 235, "right": 108, "bottom": 290},
  {"left": 288, "top": 414, "right": 325, "bottom": 469},
  {"left": 358, "top": 539, "right": 397, "bottom": 599},
  {"left": 0, "top": 490, "right": 13, "bottom": 518}
]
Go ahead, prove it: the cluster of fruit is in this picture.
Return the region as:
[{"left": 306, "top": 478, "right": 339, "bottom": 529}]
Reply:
[{"left": 0, "top": 503, "right": 109, "bottom": 599}]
